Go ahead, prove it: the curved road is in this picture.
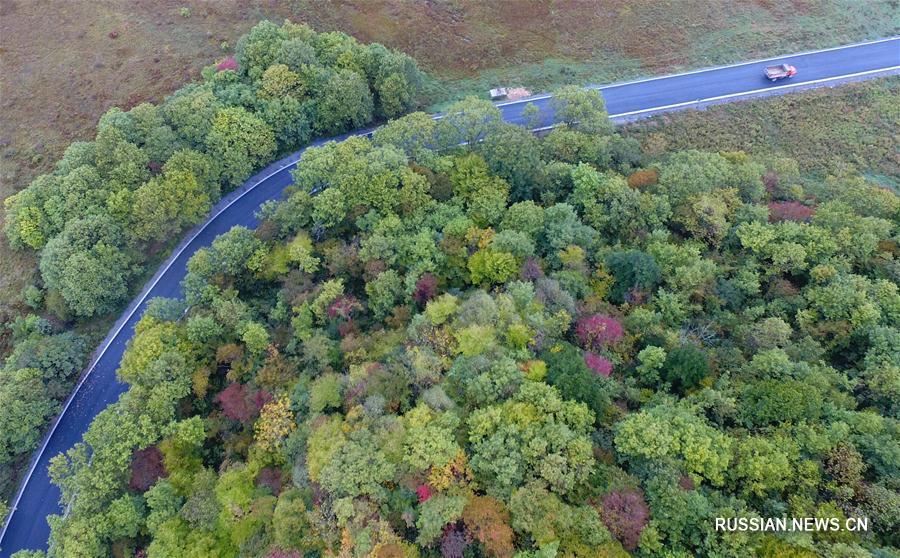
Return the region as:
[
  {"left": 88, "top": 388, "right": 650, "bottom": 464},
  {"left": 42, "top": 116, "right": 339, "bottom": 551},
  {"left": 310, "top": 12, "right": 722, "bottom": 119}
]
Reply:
[{"left": 2, "top": 36, "right": 898, "bottom": 556}]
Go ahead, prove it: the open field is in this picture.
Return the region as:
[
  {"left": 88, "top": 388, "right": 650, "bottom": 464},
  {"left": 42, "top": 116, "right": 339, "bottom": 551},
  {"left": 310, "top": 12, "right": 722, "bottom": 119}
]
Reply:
[{"left": 1, "top": 0, "right": 898, "bottom": 329}]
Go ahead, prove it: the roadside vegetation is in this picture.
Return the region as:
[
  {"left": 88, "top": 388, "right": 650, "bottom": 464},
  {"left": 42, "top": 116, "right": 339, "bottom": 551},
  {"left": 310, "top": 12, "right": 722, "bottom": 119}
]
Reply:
[
  {"left": 21, "top": 88, "right": 900, "bottom": 557},
  {"left": 0, "top": 19, "right": 425, "bottom": 513},
  {"left": 622, "top": 77, "right": 900, "bottom": 181}
]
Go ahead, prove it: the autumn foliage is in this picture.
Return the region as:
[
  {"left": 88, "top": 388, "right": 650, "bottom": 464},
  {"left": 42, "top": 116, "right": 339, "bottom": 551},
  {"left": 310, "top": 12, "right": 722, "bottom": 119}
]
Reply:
[
  {"left": 215, "top": 382, "right": 270, "bottom": 423},
  {"left": 599, "top": 490, "right": 650, "bottom": 551},
  {"left": 129, "top": 445, "right": 166, "bottom": 491},
  {"left": 767, "top": 201, "right": 814, "bottom": 222},
  {"left": 462, "top": 495, "right": 515, "bottom": 558},
  {"left": 575, "top": 314, "right": 624, "bottom": 351},
  {"left": 584, "top": 352, "right": 614, "bottom": 377},
  {"left": 627, "top": 168, "right": 659, "bottom": 189}
]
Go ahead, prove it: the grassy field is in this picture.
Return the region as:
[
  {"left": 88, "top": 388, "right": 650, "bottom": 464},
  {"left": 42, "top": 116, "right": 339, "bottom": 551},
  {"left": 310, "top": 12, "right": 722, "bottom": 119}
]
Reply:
[
  {"left": 1, "top": 0, "right": 898, "bottom": 329},
  {"left": 621, "top": 77, "right": 900, "bottom": 181}
]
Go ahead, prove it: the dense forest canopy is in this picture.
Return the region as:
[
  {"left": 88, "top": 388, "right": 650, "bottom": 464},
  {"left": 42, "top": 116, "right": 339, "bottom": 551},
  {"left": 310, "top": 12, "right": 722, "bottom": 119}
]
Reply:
[
  {"left": 26, "top": 85, "right": 900, "bottom": 558},
  {"left": 0, "top": 20, "right": 425, "bottom": 502}
]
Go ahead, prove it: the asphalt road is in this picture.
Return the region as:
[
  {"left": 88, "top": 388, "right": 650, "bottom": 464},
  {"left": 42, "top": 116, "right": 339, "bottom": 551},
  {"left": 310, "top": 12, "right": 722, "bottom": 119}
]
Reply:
[{"left": 2, "top": 36, "right": 898, "bottom": 556}]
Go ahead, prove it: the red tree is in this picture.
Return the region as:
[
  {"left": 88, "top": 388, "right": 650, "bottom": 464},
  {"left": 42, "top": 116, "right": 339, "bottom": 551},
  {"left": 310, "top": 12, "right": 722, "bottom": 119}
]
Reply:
[
  {"left": 520, "top": 258, "right": 543, "bottom": 281},
  {"left": 129, "top": 446, "right": 167, "bottom": 492},
  {"left": 413, "top": 273, "right": 438, "bottom": 306},
  {"left": 441, "top": 527, "right": 468, "bottom": 558},
  {"left": 576, "top": 314, "right": 624, "bottom": 351},
  {"left": 462, "top": 495, "right": 515, "bottom": 558},
  {"left": 257, "top": 467, "right": 283, "bottom": 495},
  {"left": 216, "top": 383, "right": 269, "bottom": 423},
  {"left": 416, "top": 483, "right": 434, "bottom": 503},
  {"left": 584, "top": 352, "right": 613, "bottom": 377},
  {"left": 599, "top": 490, "right": 650, "bottom": 551},
  {"left": 328, "top": 295, "right": 362, "bottom": 320},
  {"left": 768, "top": 201, "right": 814, "bottom": 223}
]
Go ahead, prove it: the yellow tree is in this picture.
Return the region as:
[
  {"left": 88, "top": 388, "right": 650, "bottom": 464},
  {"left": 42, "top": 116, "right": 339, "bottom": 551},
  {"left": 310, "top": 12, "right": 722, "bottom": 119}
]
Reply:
[{"left": 254, "top": 395, "right": 296, "bottom": 454}]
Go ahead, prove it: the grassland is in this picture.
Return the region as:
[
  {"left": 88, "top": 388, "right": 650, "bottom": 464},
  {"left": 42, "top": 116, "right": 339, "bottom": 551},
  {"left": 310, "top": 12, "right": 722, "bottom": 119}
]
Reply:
[
  {"left": 1, "top": 0, "right": 898, "bottom": 335},
  {"left": 621, "top": 76, "right": 900, "bottom": 181}
]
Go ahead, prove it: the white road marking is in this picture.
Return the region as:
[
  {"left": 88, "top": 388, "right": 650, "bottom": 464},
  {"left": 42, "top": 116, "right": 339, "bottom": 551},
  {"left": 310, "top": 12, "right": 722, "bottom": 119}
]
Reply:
[{"left": 607, "top": 65, "right": 900, "bottom": 117}]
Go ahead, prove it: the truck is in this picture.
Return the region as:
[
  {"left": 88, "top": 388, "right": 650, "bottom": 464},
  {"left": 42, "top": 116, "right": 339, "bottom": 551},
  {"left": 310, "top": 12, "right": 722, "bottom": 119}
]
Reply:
[
  {"left": 764, "top": 63, "right": 797, "bottom": 81},
  {"left": 489, "top": 87, "right": 509, "bottom": 100}
]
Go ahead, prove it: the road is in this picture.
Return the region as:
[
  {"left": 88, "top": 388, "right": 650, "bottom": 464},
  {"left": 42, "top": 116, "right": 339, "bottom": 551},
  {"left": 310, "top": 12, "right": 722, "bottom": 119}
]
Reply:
[{"left": 2, "top": 36, "right": 898, "bottom": 556}]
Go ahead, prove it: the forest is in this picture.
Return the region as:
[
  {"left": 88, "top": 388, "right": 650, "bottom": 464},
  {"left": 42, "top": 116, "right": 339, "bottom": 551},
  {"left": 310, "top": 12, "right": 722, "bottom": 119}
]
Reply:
[
  {"left": 13, "top": 71, "right": 900, "bottom": 557},
  {"left": 0, "top": 20, "right": 425, "bottom": 503},
  {"left": 2, "top": 18, "right": 899, "bottom": 558}
]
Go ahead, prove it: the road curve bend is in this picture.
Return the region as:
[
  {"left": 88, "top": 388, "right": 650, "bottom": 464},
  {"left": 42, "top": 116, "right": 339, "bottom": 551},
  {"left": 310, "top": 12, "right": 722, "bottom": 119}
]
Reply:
[{"left": 2, "top": 36, "right": 898, "bottom": 556}]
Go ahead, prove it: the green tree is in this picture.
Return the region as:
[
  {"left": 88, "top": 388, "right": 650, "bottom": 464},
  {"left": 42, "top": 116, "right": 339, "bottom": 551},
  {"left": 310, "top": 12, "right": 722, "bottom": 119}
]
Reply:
[
  {"left": 319, "top": 431, "right": 395, "bottom": 500},
  {"left": 661, "top": 344, "right": 710, "bottom": 393},
  {"left": 372, "top": 111, "right": 438, "bottom": 165},
  {"left": 313, "top": 69, "right": 374, "bottom": 135},
  {"left": 550, "top": 86, "right": 613, "bottom": 135},
  {"left": 272, "top": 489, "right": 318, "bottom": 551},
  {"left": 467, "top": 382, "right": 594, "bottom": 498},
  {"left": 39, "top": 215, "right": 131, "bottom": 317},
  {"left": 131, "top": 170, "right": 211, "bottom": 244},
  {"left": 161, "top": 85, "right": 222, "bottom": 147},
  {"left": 437, "top": 97, "right": 503, "bottom": 148},
  {"left": 234, "top": 20, "right": 286, "bottom": 80},
  {"left": 0, "top": 368, "right": 57, "bottom": 463},
  {"left": 739, "top": 379, "right": 823, "bottom": 427},
  {"left": 614, "top": 404, "right": 732, "bottom": 486},
  {"left": 604, "top": 250, "right": 661, "bottom": 304},
  {"left": 730, "top": 436, "right": 795, "bottom": 498},
  {"left": 258, "top": 63, "right": 303, "bottom": 99},
  {"left": 479, "top": 124, "right": 544, "bottom": 201},
  {"left": 416, "top": 495, "right": 467, "bottom": 545},
  {"left": 366, "top": 269, "right": 405, "bottom": 319},
  {"left": 468, "top": 249, "right": 518, "bottom": 286},
  {"left": 206, "top": 107, "right": 276, "bottom": 187}
]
